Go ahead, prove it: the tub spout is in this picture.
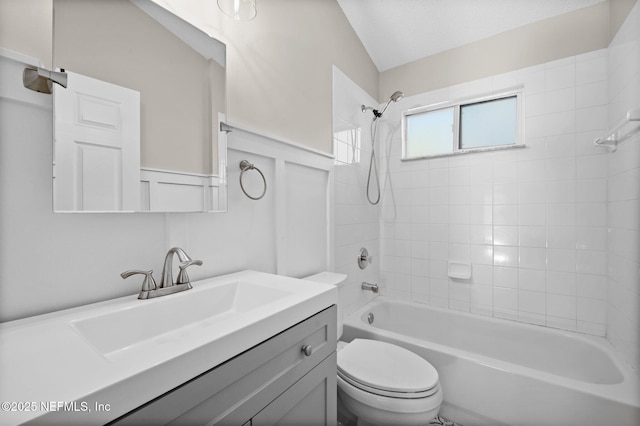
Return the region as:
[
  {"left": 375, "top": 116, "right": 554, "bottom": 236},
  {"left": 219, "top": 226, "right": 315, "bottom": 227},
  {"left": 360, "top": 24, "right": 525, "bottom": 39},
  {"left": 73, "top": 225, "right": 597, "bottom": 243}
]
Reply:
[{"left": 361, "top": 282, "right": 379, "bottom": 293}]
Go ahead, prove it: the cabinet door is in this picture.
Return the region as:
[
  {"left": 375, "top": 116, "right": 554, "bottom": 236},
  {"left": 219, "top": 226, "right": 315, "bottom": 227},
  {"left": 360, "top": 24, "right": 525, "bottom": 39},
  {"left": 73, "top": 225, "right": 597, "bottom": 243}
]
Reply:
[{"left": 252, "top": 352, "right": 337, "bottom": 426}]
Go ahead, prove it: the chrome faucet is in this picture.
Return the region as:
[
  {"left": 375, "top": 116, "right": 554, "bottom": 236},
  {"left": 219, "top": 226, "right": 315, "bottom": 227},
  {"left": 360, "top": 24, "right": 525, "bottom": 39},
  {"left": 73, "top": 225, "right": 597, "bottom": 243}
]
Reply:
[
  {"left": 159, "top": 247, "right": 201, "bottom": 288},
  {"left": 121, "top": 247, "right": 202, "bottom": 299},
  {"left": 361, "top": 282, "right": 379, "bottom": 293}
]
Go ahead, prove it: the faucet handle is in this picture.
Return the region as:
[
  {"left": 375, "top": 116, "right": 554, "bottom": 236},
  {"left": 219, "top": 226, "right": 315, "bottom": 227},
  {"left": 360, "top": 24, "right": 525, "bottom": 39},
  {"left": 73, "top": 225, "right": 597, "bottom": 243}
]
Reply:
[
  {"left": 176, "top": 260, "right": 202, "bottom": 285},
  {"left": 121, "top": 269, "right": 157, "bottom": 292}
]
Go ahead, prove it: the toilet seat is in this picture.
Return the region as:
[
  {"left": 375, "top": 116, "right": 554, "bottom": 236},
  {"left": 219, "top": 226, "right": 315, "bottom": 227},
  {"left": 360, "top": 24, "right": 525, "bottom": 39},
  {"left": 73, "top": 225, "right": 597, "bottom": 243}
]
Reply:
[
  {"left": 337, "top": 339, "right": 439, "bottom": 399},
  {"left": 338, "top": 371, "right": 440, "bottom": 399}
]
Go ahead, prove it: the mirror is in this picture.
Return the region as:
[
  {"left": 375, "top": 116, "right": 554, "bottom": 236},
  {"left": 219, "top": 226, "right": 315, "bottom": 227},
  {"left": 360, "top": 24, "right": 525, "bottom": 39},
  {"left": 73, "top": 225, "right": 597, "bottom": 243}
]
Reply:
[{"left": 53, "top": 0, "right": 227, "bottom": 212}]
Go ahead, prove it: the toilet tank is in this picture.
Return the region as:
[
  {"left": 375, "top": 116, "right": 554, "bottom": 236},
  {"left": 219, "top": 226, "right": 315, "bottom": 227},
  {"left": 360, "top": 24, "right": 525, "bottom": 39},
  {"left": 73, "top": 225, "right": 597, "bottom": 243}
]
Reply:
[{"left": 303, "top": 272, "right": 347, "bottom": 338}]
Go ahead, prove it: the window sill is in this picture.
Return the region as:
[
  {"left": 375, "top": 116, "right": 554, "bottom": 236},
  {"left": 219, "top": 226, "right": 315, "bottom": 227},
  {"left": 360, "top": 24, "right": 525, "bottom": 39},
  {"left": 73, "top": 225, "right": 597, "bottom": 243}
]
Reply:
[{"left": 401, "top": 143, "right": 526, "bottom": 162}]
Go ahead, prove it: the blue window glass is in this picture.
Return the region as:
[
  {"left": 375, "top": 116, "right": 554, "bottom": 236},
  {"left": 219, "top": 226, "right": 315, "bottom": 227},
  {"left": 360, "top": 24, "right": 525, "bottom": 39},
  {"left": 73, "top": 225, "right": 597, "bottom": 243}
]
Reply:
[
  {"left": 460, "top": 96, "right": 517, "bottom": 149},
  {"left": 405, "top": 107, "right": 454, "bottom": 157}
]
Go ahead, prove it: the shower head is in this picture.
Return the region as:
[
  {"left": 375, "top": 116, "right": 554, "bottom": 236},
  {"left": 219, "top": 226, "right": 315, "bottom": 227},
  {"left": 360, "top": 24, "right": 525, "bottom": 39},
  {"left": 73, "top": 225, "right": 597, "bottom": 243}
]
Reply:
[
  {"left": 362, "top": 90, "right": 404, "bottom": 120},
  {"left": 378, "top": 90, "right": 404, "bottom": 117},
  {"left": 389, "top": 90, "right": 404, "bottom": 102}
]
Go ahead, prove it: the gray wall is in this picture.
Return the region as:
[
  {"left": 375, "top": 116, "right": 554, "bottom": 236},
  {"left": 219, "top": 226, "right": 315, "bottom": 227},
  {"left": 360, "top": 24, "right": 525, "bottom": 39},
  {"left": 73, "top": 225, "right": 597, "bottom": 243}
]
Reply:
[{"left": 379, "top": 2, "right": 611, "bottom": 100}]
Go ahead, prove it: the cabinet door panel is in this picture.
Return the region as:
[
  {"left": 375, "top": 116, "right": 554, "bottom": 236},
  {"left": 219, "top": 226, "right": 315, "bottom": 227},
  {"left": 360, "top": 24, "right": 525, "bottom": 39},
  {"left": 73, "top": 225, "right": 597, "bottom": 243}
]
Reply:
[{"left": 252, "top": 353, "right": 337, "bottom": 426}]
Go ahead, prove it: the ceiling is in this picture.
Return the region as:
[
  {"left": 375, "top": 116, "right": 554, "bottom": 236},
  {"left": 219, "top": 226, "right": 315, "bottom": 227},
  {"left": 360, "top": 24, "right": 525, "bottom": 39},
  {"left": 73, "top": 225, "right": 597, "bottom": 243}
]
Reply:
[{"left": 336, "top": 0, "right": 606, "bottom": 72}]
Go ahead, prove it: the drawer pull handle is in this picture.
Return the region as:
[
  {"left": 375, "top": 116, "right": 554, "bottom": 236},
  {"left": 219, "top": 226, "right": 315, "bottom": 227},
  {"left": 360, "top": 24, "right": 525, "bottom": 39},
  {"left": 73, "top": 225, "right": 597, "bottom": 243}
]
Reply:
[{"left": 301, "top": 344, "right": 313, "bottom": 357}]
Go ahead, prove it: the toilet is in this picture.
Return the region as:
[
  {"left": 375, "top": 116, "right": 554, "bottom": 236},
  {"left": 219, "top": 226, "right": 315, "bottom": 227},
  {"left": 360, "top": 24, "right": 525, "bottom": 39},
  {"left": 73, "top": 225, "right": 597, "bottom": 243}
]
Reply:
[{"left": 304, "top": 272, "right": 443, "bottom": 426}]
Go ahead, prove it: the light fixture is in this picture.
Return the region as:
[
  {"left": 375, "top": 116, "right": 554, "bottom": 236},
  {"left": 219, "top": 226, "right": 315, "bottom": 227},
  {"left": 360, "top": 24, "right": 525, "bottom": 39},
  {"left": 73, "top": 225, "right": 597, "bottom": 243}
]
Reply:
[{"left": 217, "top": 0, "right": 256, "bottom": 21}]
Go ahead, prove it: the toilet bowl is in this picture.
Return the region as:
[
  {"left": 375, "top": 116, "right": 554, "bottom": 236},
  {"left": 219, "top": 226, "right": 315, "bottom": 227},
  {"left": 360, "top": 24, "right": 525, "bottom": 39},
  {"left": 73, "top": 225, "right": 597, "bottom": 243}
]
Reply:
[
  {"left": 304, "top": 273, "right": 442, "bottom": 426},
  {"left": 337, "top": 339, "right": 442, "bottom": 426}
]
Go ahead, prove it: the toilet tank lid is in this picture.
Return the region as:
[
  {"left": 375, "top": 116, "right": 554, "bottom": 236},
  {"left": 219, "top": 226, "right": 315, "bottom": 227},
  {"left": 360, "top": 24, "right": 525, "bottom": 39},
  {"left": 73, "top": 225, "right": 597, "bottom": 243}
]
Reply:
[{"left": 303, "top": 272, "right": 347, "bottom": 286}]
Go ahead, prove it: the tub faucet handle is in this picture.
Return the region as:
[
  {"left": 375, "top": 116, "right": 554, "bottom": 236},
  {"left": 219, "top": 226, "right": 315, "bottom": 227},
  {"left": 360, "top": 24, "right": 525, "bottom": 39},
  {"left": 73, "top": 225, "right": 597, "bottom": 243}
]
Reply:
[{"left": 358, "top": 247, "right": 373, "bottom": 269}]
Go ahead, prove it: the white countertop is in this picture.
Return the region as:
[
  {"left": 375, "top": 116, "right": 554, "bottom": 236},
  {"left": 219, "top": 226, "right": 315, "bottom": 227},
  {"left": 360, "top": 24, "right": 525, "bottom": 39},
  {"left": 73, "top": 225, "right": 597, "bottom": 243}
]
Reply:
[{"left": 0, "top": 270, "right": 337, "bottom": 425}]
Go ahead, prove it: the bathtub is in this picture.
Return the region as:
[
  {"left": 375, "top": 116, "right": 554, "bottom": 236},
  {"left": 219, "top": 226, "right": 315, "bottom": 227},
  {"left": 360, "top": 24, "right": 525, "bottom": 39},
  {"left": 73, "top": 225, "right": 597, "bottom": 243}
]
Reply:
[{"left": 341, "top": 298, "right": 640, "bottom": 426}]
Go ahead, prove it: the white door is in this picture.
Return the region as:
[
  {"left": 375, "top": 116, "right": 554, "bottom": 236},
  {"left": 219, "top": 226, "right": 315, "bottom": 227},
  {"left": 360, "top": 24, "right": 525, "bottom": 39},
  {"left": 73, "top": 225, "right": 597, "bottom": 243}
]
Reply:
[{"left": 54, "top": 71, "right": 140, "bottom": 211}]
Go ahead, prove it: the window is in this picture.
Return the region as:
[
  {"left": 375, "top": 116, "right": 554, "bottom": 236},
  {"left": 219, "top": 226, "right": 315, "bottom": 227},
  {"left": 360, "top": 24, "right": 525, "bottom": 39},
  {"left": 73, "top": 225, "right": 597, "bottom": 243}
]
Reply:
[
  {"left": 405, "top": 107, "right": 454, "bottom": 157},
  {"left": 403, "top": 91, "right": 522, "bottom": 160}
]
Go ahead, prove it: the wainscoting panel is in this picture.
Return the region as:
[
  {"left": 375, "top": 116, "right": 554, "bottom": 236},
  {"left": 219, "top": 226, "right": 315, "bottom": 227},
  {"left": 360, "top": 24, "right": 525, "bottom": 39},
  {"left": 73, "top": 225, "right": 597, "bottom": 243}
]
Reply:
[
  {"left": 283, "top": 161, "right": 329, "bottom": 277},
  {"left": 226, "top": 125, "right": 334, "bottom": 278},
  {"left": 140, "top": 168, "right": 221, "bottom": 212}
]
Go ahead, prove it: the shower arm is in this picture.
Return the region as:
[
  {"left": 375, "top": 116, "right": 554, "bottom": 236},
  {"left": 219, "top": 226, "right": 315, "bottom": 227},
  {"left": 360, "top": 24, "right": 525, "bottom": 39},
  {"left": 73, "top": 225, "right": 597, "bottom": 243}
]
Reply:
[
  {"left": 361, "top": 105, "right": 384, "bottom": 121},
  {"left": 361, "top": 91, "right": 404, "bottom": 121}
]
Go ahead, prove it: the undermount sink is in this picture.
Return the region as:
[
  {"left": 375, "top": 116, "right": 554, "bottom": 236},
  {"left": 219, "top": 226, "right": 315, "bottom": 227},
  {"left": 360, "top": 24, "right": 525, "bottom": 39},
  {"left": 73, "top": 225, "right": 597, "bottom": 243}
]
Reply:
[{"left": 72, "top": 280, "right": 292, "bottom": 357}]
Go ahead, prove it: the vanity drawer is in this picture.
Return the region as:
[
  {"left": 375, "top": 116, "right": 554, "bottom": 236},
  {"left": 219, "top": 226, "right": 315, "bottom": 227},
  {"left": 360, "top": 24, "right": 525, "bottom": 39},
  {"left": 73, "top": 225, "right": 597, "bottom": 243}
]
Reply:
[{"left": 111, "top": 305, "right": 337, "bottom": 425}]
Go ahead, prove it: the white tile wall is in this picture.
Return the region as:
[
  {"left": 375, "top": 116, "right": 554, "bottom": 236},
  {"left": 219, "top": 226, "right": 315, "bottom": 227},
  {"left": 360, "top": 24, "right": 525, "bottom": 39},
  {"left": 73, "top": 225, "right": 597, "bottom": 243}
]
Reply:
[
  {"left": 378, "top": 48, "right": 613, "bottom": 336},
  {"left": 606, "top": 1, "right": 640, "bottom": 372},
  {"left": 328, "top": 7, "right": 640, "bottom": 372}
]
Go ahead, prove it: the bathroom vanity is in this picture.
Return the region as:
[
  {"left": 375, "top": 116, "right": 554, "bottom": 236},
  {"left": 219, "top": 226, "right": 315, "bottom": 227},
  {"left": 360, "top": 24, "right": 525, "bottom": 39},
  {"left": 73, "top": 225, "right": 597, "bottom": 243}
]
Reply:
[
  {"left": 113, "top": 305, "right": 336, "bottom": 425},
  {"left": 0, "top": 271, "right": 337, "bottom": 425}
]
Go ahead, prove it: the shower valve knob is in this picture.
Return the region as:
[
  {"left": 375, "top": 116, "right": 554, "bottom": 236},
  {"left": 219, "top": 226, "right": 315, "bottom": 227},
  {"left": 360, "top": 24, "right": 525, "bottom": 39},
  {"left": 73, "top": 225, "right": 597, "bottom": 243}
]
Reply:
[{"left": 357, "top": 248, "right": 372, "bottom": 269}]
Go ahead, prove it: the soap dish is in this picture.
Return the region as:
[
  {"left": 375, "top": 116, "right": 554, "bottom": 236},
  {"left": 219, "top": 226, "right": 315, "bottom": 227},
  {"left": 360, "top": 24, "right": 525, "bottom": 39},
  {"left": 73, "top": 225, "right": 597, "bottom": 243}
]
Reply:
[{"left": 448, "top": 261, "right": 472, "bottom": 280}]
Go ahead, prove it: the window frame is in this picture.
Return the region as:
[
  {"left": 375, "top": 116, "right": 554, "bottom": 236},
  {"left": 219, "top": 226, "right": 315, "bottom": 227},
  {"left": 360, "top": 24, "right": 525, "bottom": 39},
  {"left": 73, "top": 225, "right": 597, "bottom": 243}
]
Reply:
[{"left": 401, "top": 89, "right": 524, "bottom": 161}]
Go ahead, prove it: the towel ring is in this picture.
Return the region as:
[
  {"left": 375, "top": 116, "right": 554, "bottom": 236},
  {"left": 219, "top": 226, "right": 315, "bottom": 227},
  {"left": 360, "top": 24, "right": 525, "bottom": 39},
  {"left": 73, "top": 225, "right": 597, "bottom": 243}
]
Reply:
[{"left": 239, "top": 160, "right": 267, "bottom": 200}]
